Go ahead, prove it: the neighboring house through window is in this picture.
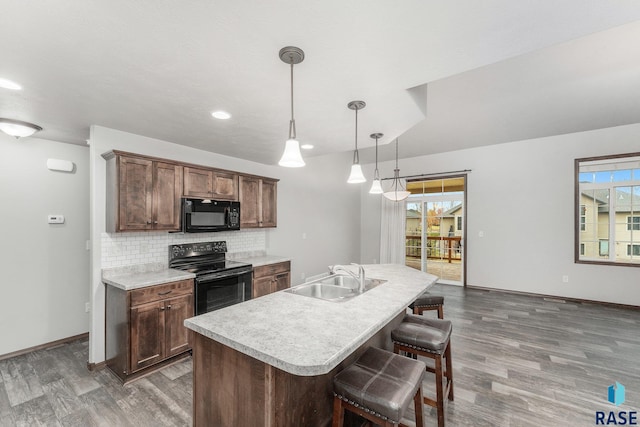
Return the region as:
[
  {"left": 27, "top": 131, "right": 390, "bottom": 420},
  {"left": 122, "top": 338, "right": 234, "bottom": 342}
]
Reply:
[{"left": 576, "top": 153, "right": 640, "bottom": 266}]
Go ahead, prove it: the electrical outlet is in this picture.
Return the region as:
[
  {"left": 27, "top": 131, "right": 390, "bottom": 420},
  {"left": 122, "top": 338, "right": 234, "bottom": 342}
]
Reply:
[
  {"left": 562, "top": 275, "right": 569, "bottom": 283},
  {"left": 85, "top": 302, "right": 90, "bottom": 313}
]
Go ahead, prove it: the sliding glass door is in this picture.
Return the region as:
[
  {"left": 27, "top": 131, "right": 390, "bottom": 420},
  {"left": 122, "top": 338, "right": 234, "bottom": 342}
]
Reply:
[{"left": 405, "top": 177, "right": 466, "bottom": 285}]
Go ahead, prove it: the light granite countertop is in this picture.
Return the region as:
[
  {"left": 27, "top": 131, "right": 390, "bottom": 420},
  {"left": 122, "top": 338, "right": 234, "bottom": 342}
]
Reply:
[
  {"left": 102, "top": 263, "right": 195, "bottom": 291},
  {"left": 233, "top": 254, "right": 291, "bottom": 267},
  {"left": 184, "top": 263, "right": 437, "bottom": 376},
  {"left": 101, "top": 254, "right": 289, "bottom": 291}
]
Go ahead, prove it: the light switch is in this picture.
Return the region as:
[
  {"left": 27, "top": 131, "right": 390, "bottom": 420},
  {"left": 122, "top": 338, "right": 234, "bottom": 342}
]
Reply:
[{"left": 48, "top": 215, "right": 65, "bottom": 224}]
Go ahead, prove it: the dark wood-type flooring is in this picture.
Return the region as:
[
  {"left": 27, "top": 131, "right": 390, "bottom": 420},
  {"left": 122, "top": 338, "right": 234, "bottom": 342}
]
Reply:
[{"left": 1, "top": 284, "right": 639, "bottom": 426}]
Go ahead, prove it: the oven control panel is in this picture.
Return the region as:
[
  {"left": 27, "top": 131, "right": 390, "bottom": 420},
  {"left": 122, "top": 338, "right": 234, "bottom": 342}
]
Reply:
[{"left": 169, "top": 241, "right": 227, "bottom": 262}]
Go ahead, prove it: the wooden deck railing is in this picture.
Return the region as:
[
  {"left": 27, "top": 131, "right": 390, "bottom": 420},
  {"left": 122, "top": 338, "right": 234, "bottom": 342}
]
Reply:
[{"left": 405, "top": 235, "right": 462, "bottom": 263}]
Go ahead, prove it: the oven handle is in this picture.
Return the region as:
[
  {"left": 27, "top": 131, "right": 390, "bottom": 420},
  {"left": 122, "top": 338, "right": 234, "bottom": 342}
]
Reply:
[{"left": 196, "top": 268, "right": 252, "bottom": 283}]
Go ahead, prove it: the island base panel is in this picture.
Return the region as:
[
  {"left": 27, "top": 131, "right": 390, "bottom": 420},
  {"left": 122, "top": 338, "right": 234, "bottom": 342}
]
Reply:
[{"left": 191, "top": 312, "right": 405, "bottom": 427}]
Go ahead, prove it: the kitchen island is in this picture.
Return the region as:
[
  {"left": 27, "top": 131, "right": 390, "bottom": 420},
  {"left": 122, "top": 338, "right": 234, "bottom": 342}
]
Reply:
[{"left": 184, "top": 264, "right": 438, "bottom": 427}]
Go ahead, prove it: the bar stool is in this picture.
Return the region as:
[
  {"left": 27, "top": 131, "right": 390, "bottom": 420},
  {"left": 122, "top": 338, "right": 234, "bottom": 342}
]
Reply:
[
  {"left": 332, "top": 346, "right": 426, "bottom": 427},
  {"left": 409, "top": 292, "right": 445, "bottom": 319},
  {"left": 391, "top": 315, "right": 454, "bottom": 427}
]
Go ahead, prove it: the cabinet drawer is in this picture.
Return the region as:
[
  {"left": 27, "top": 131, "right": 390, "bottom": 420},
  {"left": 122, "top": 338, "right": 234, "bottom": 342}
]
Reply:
[
  {"left": 130, "top": 279, "right": 193, "bottom": 307},
  {"left": 253, "top": 261, "right": 290, "bottom": 279}
]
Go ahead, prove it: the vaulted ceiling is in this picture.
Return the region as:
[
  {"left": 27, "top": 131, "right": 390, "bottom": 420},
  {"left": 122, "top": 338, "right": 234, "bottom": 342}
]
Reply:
[{"left": 2, "top": 1, "right": 640, "bottom": 164}]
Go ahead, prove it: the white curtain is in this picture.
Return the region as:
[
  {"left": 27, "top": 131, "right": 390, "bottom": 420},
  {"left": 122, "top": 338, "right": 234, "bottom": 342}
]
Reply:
[{"left": 379, "top": 186, "right": 407, "bottom": 264}]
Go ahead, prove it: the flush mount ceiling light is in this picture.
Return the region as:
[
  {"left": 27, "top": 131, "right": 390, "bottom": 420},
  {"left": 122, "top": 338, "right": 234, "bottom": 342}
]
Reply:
[
  {"left": 368, "top": 132, "right": 384, "bottom": 194},
  {"left": 278, "top": 46, "right": 305, "bottom": 168},
  {"left": 211, "top": 111, "right": 231, "bottom": 120},
  {"left": 0, "top": 118, "right": 43, "bottom": 138},
  {"left": 383, "top": 138, "right": 411, "bottom": 201},
  {"left": 347, "top": 100, "right": 366, "bottom": 184},
  {"left": 0, "top": 78, "right": 22, "bottom": 91}
]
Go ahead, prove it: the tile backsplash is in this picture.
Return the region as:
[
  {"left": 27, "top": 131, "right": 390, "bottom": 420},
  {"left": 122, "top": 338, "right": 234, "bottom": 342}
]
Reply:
[{"left": 101, "top": 229, "right": 266, "bottom": 268}]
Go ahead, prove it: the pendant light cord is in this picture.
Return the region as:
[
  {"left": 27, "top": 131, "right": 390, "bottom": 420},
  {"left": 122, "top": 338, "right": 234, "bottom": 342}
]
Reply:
[
  {"left": 353, "top": 108, "right": 360, "bottom": 164},
  {"left": 374, "top": 135, "right": 379, "bottom": 177},
  {"left": 289, "top": 60, "right": 296, "bottom": 139}
]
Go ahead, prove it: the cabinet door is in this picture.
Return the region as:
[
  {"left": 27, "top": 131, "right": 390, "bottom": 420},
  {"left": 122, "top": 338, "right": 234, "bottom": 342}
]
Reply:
[
  {"left": 153, "top": 162, "right": 183, "bottom": 231},
  {"left": 118, "top": 156, "right": 153, "bottom": 231},
  {"left": 273, "top": 272, "right": 290, "bottom": 292},
  {"left": 261, "top": 179, "right": 277, "bottom": 228},
  {"left": 184, "top": 166, "right": 213, "bottom": 198},
  {"left": 252, "top": 276, "right": 273, "bottom": 299},
  {"left": 212, "top": 171, "right": 238, "bottom": 200},
  {"left": 130, "top": 301, "right": 165, "bottom": 372},
  {"left": 239, "top": 176, "right": 261, "bottom": 228},
  {"left": 164, "top": 294, "right": 193, "bottom": 357}
]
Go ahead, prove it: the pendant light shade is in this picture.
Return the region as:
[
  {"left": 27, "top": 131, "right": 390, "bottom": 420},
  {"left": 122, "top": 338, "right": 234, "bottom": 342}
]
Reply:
[
  {"left": 278, "top": 46, "right": 305, "bottom": 168},
  {"left": 383, "top": 138, "right": 411, "bottom": 201},
  {"left": 0, "top": 118, "right": 42, "bottom": 138},
  {"left": 369, "top": 132, "right": 384, "bottom": 194},
  {"left": 347, "top": 100, "right": 366, "bottom": 184},
  {"left": 348, "top": 164, "right": 366, "bottom": 184},
  {"left": 279, "top": 139, "right": 305, "bottom": 167}
]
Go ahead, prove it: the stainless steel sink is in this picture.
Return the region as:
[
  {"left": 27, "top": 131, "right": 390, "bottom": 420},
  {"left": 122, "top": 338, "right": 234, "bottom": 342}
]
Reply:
[{"left": 285, "top": 273, "right": 387, "bottom": 302}]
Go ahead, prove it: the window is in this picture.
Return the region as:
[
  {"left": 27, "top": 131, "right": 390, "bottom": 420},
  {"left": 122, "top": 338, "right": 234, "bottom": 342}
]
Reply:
[
  {"left": 627, "top": 216, "right": 640, "bottom": 231},
  {"left": 627, "top": 244, "right": 640, "bottom": 257},
  {"left": 457, "top": 216, "right": 462, "bottom": 231},
  {"left": 599, "top": 240, "right": 609, "bottom": 257},
  {"left": 576, "top": 153, "right": 640, "bottom": 266}
]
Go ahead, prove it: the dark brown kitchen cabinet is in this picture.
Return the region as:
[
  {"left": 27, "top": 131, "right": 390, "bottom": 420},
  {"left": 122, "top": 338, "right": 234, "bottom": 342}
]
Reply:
[
  {"left": 184, "top": 166, "right": 238, "bottom": 201},
  {"left": 106, "top": 279, "right": 193, "bottom": 383},
  {"left": 103, "top": 151, "right": 183, "bottom": 232},
  {"left": 252, "top": 261, "right": 290, "bottom": 298},
  {"left": 239, "top": 175, "right": 278, "bottom": 228}
]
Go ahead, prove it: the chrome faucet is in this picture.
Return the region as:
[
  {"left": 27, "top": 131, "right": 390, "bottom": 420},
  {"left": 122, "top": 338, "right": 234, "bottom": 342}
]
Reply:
[{"left": 329, "top": 263, "right": 366, "bottom": 293}]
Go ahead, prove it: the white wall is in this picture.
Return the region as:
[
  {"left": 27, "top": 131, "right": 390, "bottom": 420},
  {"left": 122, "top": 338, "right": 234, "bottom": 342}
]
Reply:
[
  {"left": 0, "top": 134, "right": 90, "bottom": 356},
  {"left": 360, "top": 123, "right": 640, "bottom": 306},
  {"left": 88, "top": 126, "right": 360, "bottom": 363}
]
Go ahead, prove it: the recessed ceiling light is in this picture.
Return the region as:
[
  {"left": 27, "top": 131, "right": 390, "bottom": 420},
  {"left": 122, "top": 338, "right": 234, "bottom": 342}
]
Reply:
[
  {"left": 300, "top": 144, "right": 314, "bottom": 150},
  {"left": 0, "top": 78, "right": 22, "bottom": 91},
  {"left": 211, "top": 111, "right": 231, "bottom": 120}
]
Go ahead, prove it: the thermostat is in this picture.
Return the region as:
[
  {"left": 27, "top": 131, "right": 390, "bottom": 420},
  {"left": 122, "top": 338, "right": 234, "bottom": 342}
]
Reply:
[{"left": 48, "top": 215, "right": 65, "bottom": 224}]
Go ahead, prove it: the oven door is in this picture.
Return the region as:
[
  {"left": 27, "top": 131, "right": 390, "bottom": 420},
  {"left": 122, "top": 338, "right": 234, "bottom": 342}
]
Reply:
[{"left": 195, "top": 269, "right": 252, "bottom": 315}]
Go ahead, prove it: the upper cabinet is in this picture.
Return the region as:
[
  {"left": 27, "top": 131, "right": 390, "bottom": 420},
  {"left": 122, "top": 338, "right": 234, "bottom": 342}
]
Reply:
[
  {"left": 239, "top": 175, "right": 277, "bottom": 228},
  {"left": 104, "top": 152, "right": 182, "bottom": 232},
  {"left": 184, "top": 166, "right": 238, "bottom": 201},
  {"left": 103, "top": 150, "right": 277, "bottom": 232}
]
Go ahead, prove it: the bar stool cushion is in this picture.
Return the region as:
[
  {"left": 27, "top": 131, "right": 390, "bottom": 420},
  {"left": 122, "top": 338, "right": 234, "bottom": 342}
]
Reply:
[
  {"left": 403, "top": 314, "right": 452, "bottom": 336},
  {"left": 333, "top": 346, "right": 426, "bottom": 422},
  {"left": 392, "top": 315, "right": 452, "bottom": 354},
  {"left": 409, "top": 292, "right": 444, "bottom": 309}
]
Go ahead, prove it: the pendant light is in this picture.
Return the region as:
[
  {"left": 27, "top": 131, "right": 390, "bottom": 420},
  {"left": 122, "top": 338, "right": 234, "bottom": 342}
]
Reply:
[
  {"left": 0, "top": 118, "right": 42, "bottom": 138},
  {"left": 347, "top": 100, "right": 366, "bottom": 183},
  {"left": 369, "top": 132, "right": 384, "bottom": 194},
  {"left": 278, "top": 46, "right": 305, "bottom": 167},
  {"left": 383, "top": 138, "right": 411, "bottom": 201}
]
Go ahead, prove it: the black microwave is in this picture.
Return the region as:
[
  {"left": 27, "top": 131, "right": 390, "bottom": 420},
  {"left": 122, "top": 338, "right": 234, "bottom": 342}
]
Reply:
[{"left": 182, "top": 198, "right": 240, "bottom": 233}]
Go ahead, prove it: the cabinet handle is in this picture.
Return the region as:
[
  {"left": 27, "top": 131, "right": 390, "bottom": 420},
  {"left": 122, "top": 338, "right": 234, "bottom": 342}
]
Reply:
[
  {"left": 153, "top": 221, "right": 158, "bottom": 224},
  {"left": 275, "top": 273, "right": 288, "bottom": 280},
  {"left": 146, "top": 221, "right": 152, "bottom": 224},
  {"left": 158, "top": 290, "right": 172, "bottom": 296},
  {"left": 160, "top": 307, "right": 166, "bottom": 311},
  {"left": 166, "top": 305, "right": 172, "bottom": 309}
]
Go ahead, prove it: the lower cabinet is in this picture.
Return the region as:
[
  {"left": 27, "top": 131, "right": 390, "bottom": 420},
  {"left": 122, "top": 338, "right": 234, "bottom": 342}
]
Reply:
[
  {"left": 106, "top": 279, "right": 194, "bottom": 383},
  {"left": 252, "top": 261, "right": 291, "bottom": 298}
]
